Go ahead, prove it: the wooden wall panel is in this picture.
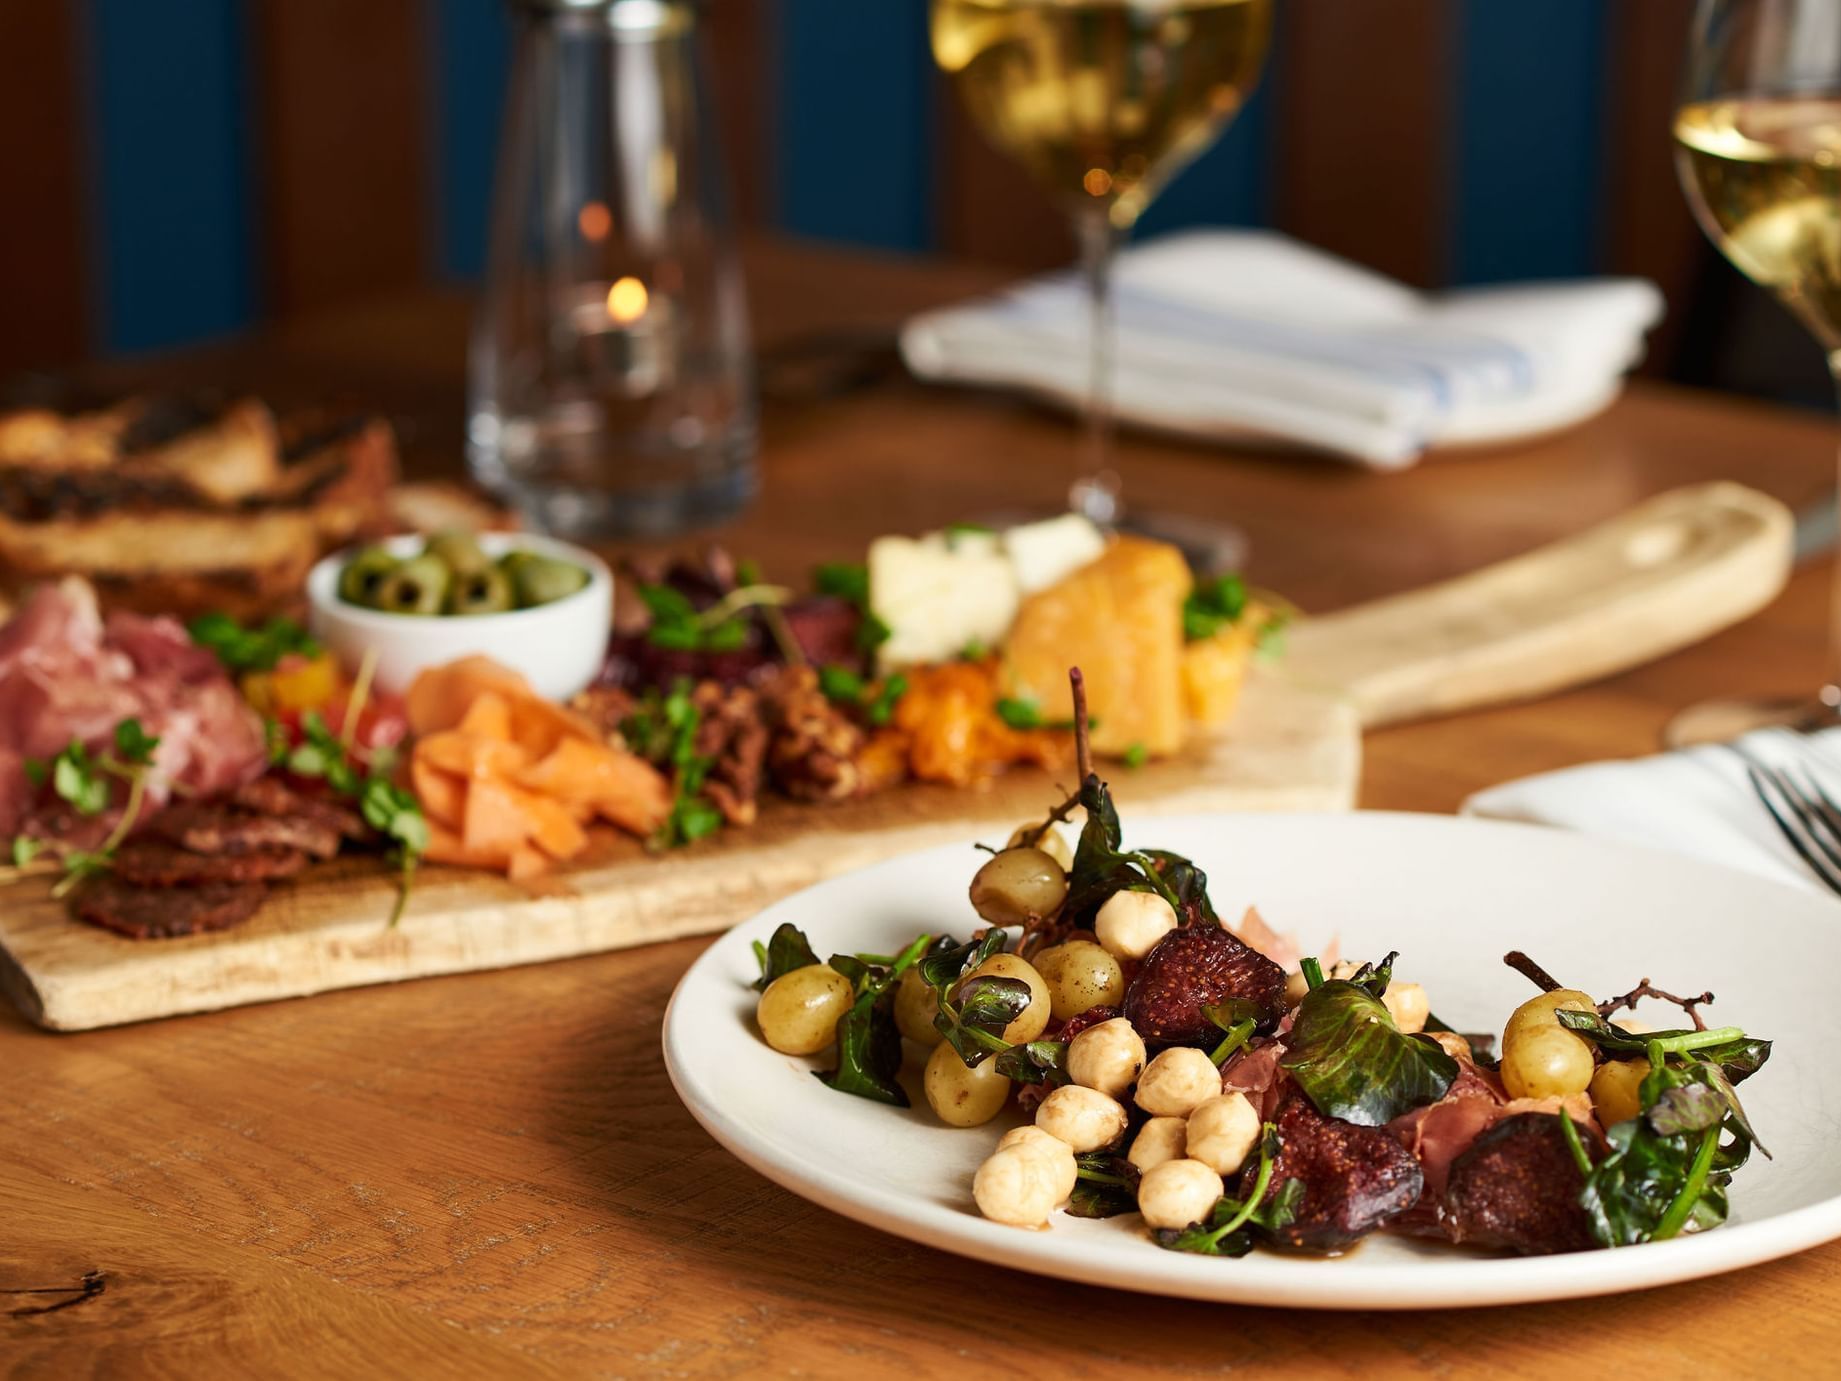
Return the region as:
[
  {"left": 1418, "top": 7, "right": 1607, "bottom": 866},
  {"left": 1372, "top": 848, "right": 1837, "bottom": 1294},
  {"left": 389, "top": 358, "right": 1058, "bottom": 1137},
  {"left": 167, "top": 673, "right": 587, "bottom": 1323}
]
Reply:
[
  {"left": 250, "top": 0, "right": 429, "bottom": 317},
  {"left": 0, "top": 1, "right": 89, "bottom": 370},
  {"left": 1273, "top": 0, "right": 1455, "bottom": 289},
  {"left": 705, "top": 0, "right": 774, "bottom": 226},
  {"left": 1603, "top": 0, "right": 1709, "bottom": 374},
  {"left": 937, "top": 87, "right": 1074, "bottom": 270}
]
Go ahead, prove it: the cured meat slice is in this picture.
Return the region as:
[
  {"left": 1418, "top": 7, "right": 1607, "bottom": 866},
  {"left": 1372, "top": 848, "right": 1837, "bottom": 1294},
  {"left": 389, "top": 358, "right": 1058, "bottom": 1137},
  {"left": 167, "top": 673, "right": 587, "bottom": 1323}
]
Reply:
[
  {"left": 150, "top": 802, "right": 341, "bottom": 860},
  {"left": 73, "top": 875, "right": 268, "bottom": 939},
  {"left": 110, "top": 840, "right": 308, "bottom": 886}
]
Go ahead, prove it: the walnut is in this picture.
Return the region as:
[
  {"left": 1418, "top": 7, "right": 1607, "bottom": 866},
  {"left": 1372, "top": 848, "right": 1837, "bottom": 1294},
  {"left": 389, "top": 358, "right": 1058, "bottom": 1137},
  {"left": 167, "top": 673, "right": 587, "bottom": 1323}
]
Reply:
[
  {"left": 570, "top": 685, "right": 637, "bottom": 739},
  {"left": 762, "top": 666, "right": 864, "bottom": 802},
  {"left": 690, "top": 681, "right": 767, "bottom": 826}
]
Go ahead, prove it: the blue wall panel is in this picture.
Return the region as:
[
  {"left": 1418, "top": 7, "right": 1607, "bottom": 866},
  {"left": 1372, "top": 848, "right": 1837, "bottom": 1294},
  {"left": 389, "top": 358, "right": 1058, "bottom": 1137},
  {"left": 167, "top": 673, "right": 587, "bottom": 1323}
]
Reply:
[
  {"left": 430, "top": 0, "right": 512, "bottom": 281},
  {"left": 777, "top": 0, "right": 935, "bottom": 251},
  {"left": 87, "top": 0, "right": 253, "bottom": 351},
  {"left": 1453, "top": 0, "right": 1605, "bottom": 283}
]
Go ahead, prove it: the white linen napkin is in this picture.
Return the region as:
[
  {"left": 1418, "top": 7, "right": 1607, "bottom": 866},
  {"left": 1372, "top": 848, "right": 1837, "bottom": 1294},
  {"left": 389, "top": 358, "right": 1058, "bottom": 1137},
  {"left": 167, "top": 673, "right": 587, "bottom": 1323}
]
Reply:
[
  {"left": 900, "top": 230, "right": 1665, "bottom": 470},
  {"left": 1462, "top": 728, "right": 1841, "bottom": 893}
]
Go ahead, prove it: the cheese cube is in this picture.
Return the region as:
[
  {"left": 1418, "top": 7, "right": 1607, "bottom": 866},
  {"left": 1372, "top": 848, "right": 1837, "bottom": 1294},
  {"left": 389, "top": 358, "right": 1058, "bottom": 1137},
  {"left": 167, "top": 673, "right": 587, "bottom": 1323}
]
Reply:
[
  {"left": 868, "top": 533, "right": 1019, "bottom": 670},
  {"left": 1004, "top": 514, "right": 1108, "bottom": 594}
]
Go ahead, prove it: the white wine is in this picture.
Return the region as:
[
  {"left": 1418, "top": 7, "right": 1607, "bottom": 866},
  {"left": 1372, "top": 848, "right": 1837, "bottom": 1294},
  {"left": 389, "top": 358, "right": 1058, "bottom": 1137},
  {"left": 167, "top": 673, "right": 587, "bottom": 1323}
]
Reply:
[
  {"left": 931, "top": 0, "right": 1272, "bottom": 228},
  {"left": 1675, "top": 97, "right": 1841, "bottom": 350}
]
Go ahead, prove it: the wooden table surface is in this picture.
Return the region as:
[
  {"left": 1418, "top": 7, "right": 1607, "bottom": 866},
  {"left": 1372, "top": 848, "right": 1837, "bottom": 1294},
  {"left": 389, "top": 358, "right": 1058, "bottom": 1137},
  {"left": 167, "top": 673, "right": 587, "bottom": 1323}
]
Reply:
[{"left": 7, "top": 240, "right": 1841, "bottom": 1378}]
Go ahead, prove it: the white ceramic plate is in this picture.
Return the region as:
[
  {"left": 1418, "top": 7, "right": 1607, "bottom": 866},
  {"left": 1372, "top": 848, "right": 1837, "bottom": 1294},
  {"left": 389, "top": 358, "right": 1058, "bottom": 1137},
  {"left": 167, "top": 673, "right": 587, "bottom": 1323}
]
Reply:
[{"left": 663, "top": 812, "right": 1841, "bottom": 1309}]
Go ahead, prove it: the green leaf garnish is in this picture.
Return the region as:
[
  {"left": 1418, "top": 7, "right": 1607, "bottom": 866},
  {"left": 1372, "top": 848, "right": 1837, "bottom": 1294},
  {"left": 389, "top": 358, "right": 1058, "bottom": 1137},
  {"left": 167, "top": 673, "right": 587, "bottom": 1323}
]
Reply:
[
  {"left": 187, "top": 611, "right": 320, "bottom": 672},
  {"left": 1182, "top": 574, "right": 1248, "bottom": 642},
  {"left": 752, "top": 921, "right": 822, "bottom": 991},
  {"left": 1278, "top": 955, "right": 1458, "bottom": 1126}
]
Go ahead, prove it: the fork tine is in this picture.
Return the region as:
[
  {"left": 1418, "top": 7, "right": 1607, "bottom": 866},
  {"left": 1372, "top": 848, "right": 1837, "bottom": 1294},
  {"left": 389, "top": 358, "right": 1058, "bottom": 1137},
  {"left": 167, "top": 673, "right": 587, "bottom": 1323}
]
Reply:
[
  {"left": 1761, "top": 763, "right": 1841, "bottom": 868},
  {"left": 1745, "top": 764, "right": 1841, "bottom": 897}
]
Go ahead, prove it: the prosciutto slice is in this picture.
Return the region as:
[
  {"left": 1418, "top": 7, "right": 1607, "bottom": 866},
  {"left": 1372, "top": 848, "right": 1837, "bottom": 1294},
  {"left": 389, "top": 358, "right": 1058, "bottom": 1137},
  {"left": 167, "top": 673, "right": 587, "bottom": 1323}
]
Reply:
[{"left": 0, "top": 578, "right": 266, "bottom": 836}]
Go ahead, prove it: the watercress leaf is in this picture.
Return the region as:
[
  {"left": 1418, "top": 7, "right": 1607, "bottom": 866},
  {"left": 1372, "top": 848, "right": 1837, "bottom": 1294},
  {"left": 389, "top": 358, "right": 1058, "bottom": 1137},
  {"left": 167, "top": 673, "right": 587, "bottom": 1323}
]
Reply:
[
  {"left": 827, "top": 953, "right": 873, "bottom": 992},
  {"left": 856, "top": 613, "right": 891, "bottom": 653},
  {"left": 1647, "top": 1081, "right": 1727, "bottom": 1137},
  {"left": 11, "top": 835, "right": 41, "bottom": 867},
  {"left": 994, "top": 1039, "right": 1070, "bottom": 1087},
  {"left": 673, "top": 795, "right": 725, "bottom": 844},
  {"left": 1139, "top": 848, "right": 1219, "bottom": 926},
  {"left": 948, "top": 974, "right": 1033, "bottom": 1038},
  {"left": 22, "top": 757, "right": 47, "bottom": 788},
  {"left": 753, "top": 922, "right": 822, "bottom": 991},
  {"left": 1060, "top": 774, "right": 1149, "bottom": 926},
  {"left": 815, "top": 990, "right": 907, "bottom": 1107},
  {"left": 917, "top": 929, "right": 1007, "bottom": 991},
  {"left": 1067, "top": 1152, "right": 1140, "bottom": 1219},
  {"left": 1279, "top": 978, "right": 1458, "bottom": 1126}
]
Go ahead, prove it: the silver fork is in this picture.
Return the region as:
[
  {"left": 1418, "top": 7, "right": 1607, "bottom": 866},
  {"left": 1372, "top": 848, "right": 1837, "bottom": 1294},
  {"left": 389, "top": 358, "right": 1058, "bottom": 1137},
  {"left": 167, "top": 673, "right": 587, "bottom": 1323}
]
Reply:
[{"left": 1737, "top": 739, "right": 1841, "bottom": 897}]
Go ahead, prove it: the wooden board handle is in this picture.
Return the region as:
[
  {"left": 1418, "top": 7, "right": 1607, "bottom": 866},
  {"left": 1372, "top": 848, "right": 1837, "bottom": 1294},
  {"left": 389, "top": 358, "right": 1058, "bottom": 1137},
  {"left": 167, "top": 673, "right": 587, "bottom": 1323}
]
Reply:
[{"left": 1284, "top": 481, "right": 1795, "bottom": 728}]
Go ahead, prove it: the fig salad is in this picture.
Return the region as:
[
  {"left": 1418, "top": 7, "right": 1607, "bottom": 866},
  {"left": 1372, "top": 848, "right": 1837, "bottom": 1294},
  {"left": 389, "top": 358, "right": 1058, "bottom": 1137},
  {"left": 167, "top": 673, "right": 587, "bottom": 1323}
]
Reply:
[{"left": 748, "top": 672, "right": 1773, "bottom": 1259}]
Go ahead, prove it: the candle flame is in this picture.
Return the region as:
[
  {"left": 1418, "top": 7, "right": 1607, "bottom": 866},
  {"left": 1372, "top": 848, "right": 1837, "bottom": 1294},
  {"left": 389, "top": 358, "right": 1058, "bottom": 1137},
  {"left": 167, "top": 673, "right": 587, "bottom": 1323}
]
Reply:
[{"left": 606, "top": 276, "right": 649, "bottom": 324}]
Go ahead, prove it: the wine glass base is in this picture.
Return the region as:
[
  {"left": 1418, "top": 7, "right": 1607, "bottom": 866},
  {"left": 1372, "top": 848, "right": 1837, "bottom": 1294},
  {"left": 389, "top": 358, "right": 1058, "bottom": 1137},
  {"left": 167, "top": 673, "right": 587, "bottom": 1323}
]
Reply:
[
  {"left": 1662, "top": 693, "right": 1841, "bottom": 748},
  {"left": 972, "top": 505, "right": 1249, "bottom": 576}
]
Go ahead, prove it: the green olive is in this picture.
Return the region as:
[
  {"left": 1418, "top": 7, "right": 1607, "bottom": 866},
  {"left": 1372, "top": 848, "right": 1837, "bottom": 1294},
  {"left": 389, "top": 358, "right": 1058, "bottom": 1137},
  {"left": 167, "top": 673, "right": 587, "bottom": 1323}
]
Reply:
[
  {"left": 497, "top": 549, "right": 537, "bottom": 584},
  {"left": 445, "top": 564, "right": 516, "bottom": 616},
  {"left": 374, "top": 555, "right": 451, "bottom": 616},
  {"left": 422, "top": 528, "right": 490, "bottom": 576},
  {"left": 513, "top": 555, "right": 590, "bottom": 608},
  {"left": 338, "top": 547, "right": 399, "bottom": 607}
]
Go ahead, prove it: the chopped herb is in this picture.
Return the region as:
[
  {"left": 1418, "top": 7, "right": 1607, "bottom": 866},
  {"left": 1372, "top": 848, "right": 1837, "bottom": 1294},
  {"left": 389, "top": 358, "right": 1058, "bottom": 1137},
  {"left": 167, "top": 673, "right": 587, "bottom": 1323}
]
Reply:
[
  {"left": 865, "top": 673, "right": 908, "bottom": 727},
  {"left": 814, "top": 561, "right": 870, "bottom": 607},
  {"left": 21, "top": 757, "right": 47, "bottom": 788},
  {"left": 996, "top": 696, "right": 1044, "bottom": 730},
  {"left": 960, "top": 638, "right": 988, "bottom": 661},
  {"left": 1256, "top": 610, "right": 1290, "bottom": 661},
  {"left": 856, "top": 612, "right": 891, "bottom": 653},
  {"left": 112, "top": 717, "right": 161, "bottom": 766},
  {"left": 817, "top": 665, "right": 906, "bottom": 728},
  {"left": 51, "top": 741, "right": 111, "bottom": 817},
  {"left": 637, "top": 583, "right": 753, "bottom": 655},
  {"left": 188, "top": 611, "right": 320, "bottom": 672},
  {"left": 1122, "top": 742, "right": 1148, "bottom": 769},
  {"left": 817, "top": 665, "right": 865, "bottom": 703},
  {"left": 282, "top": 712, "right": 425, "bottom": 924},
  {"left": 943, "top": 521, "right": 994, "bottom": 548},
  {"left": 620, "top": 682, "right": 726, "bottom": 850},
  {"left": 1182, "top": 574, "right": 1248, "bottom": 642}
]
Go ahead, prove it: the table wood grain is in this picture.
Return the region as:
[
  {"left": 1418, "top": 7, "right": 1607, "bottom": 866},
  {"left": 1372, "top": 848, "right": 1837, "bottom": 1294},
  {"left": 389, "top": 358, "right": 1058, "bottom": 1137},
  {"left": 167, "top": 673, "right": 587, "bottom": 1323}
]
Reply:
[{"left": 7, "top": 240, "right": 1841, "bottom": 1378}]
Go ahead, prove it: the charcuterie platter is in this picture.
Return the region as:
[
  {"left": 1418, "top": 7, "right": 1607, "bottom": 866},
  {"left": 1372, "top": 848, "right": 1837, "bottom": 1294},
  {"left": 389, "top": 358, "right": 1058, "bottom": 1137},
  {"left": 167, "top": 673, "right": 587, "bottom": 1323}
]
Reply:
[{"left": 0, "top": 396, "right": 1796, "bottom": 1031}]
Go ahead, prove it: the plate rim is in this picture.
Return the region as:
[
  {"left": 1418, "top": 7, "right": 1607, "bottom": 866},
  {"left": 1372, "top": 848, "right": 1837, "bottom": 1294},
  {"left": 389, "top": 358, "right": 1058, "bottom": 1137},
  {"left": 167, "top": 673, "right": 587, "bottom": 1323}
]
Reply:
[{"left": 662, "top": 810, "right": 1841, "bottom": 1309}]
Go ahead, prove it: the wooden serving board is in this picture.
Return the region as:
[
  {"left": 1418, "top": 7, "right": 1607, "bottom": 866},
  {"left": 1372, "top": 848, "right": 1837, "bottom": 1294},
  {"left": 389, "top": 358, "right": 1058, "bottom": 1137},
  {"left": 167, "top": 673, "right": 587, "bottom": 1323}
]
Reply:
[
  {"left": 0, "top": 676, "right": 1357, "bottom": 1031},
  {"left": 0, "top": 481, "right": 1794, "bottom": 1031}
]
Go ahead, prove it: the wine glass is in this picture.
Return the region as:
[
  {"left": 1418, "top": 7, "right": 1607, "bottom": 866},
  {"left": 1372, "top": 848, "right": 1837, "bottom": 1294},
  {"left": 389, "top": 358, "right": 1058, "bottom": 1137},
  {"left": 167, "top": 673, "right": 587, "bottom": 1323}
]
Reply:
[
  {"left": 930, "top": 0, "right": 1273, "bottom": 563},
  {"left": 1670, "top": 0, "right": 1841, "bottom": 743}
]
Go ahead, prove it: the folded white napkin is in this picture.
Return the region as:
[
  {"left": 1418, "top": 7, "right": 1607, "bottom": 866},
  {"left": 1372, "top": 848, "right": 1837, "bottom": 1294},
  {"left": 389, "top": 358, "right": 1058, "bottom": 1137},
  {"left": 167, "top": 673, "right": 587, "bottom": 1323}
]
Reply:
[
  {"left": 1463, "top": 728, "right": 1841, "bottom": 894},
  {"left": 901, "top": 230, "right": 1665, "bottom": 469}
]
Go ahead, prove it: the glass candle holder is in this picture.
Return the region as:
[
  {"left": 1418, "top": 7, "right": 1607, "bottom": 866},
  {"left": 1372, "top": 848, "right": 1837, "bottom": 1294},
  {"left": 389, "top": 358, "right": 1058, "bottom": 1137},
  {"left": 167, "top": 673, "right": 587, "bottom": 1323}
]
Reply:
[{"left": 468, "top": 0, "right": 757, "bottom": 539}]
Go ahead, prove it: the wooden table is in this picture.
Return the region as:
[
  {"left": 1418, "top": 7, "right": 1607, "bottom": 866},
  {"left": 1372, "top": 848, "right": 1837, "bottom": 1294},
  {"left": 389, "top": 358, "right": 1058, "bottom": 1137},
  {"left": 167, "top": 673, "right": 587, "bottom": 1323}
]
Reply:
[{"left": 7, "top": 240, "right": 1840, "bottom": 1378}]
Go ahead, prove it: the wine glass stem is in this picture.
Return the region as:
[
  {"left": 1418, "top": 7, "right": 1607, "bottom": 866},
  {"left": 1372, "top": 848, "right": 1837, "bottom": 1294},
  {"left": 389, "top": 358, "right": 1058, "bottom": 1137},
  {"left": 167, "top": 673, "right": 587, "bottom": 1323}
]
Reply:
[
  {"left": 1070, "top": 207, "right": 1122, "bottom": 525},
  {"left": 1826, "top": 353, "right": 1841, "bottom": 712}
]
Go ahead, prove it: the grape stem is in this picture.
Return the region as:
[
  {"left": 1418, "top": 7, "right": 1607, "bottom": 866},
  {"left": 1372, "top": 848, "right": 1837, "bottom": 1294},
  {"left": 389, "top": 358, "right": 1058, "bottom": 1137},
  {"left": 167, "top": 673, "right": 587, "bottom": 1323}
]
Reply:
[
  {"left": 1597, "top": 977, "right": 1715, "bottom": 1032},
  {"left": 1069, "top": 667, "right": 1092, "bottom": 783},
  {"left": 1503, "top": 950, "right": 1563, "bottom": 994}
]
